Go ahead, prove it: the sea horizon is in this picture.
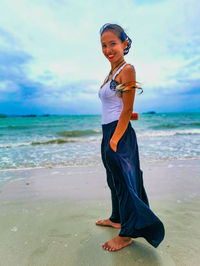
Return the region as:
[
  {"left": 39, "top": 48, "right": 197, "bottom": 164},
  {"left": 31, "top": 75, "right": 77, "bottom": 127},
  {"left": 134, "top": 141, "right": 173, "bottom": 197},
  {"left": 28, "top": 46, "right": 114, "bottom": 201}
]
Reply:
[{"left": 0, "top": 110, "right": 199, "bottom": 117}]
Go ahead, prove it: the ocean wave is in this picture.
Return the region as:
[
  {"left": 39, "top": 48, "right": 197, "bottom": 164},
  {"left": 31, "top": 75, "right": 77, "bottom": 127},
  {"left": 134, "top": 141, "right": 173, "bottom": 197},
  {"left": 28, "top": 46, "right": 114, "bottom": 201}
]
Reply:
[
  {"left": 151, "top": 124, "right": 177, "bottom": 129},
  {"left": 7, "top": 125, "right": 35, "bottom": 130},
  {"left": 150, "top": 122, "right": 200, "bottom": 130},
  {"left": 0, "top": 142, "right": 30, "bottom": 149},
  {"left": 0, "top": 138, "right": 76, "bottom": 149},
  {"left": 0, "top": 124, "right": 68, "bottom": 130},
  {"left": 31, "top": 138, "right": 76, "bottom": 145},
  {"left": 0, "top": 124, "right": 55, "bottom": 130},
  {"left": 57, "top": 129, "right": 101, "bottom": 137},
  {"left": 191, "top": 122, "right": 200, "bottom": 126},
  {"left": 138, "top": 129, "right": 200, "bottom": 137}
]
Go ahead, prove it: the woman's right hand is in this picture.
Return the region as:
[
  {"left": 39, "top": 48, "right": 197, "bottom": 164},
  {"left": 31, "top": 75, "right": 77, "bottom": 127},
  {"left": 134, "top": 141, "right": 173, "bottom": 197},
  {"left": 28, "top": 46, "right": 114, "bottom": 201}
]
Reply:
[{"left": 130, "top": 112, "right": 138, "bottom": 120}]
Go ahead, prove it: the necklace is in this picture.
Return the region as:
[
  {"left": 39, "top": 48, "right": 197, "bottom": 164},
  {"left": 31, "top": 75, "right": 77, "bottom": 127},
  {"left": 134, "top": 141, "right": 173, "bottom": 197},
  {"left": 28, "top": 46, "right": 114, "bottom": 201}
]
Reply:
[
  {"left": 101, "top": 60, "right": 125, "bottom": 88},
  {"left": 109, "top": 60, "right": 125, "bottom": 76}
]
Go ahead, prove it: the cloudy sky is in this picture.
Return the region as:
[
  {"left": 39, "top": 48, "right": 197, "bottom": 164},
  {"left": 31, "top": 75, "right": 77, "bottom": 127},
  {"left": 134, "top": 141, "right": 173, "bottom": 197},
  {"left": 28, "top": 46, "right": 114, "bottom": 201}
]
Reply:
[{"left": 0, "top": 0, "right": 199, "bottom": 115}]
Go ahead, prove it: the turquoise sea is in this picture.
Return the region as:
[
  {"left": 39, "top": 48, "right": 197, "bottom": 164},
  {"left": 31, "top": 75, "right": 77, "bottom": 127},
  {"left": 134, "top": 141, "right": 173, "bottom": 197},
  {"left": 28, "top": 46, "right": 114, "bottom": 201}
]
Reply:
[{"left": 0, "top": 112, "right": 199, "bottom": 186}]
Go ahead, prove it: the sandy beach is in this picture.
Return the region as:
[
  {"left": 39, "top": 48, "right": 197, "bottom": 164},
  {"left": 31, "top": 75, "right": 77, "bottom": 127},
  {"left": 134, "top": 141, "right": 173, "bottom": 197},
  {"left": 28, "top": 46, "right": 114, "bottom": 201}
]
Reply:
[{"left": 0, "top": 158, "right": 199, "bottom": 266}]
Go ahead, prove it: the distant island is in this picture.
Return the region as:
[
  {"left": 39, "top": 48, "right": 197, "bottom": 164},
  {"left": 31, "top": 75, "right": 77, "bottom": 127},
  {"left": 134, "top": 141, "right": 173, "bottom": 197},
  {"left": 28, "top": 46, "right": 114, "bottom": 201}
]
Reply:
[
  {"left": 142, "top": 111, "right": 156, "bottom": 114},
  {"left": 22, "top": 114, "right": 37, "bottom": 117},
  {"left": 0, "top": 114, "right": 100, "bottom": 118},
  {"left": 0, "top": 114, "right": 51, "bottom": 118}
]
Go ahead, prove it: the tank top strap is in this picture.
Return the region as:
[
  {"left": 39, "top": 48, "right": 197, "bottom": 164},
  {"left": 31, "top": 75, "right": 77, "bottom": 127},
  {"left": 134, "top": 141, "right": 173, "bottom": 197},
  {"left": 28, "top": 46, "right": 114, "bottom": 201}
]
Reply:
[{"left": 112, "top": 63, "right": 128, "bottom": 80}]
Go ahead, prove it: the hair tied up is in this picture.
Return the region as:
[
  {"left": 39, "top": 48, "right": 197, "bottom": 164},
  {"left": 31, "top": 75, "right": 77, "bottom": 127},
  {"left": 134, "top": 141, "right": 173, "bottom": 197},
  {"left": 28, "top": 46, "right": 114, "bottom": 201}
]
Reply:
[{"left": 124, "top": 35, "right": 132, "bottom": 55}]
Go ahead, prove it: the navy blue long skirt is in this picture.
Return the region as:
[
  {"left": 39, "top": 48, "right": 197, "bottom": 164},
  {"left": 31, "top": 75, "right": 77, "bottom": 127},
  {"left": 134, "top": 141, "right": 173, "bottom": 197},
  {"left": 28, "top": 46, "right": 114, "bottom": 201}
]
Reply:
[{"left": 101, "top": 120, "right": 165, "bottom": 248}]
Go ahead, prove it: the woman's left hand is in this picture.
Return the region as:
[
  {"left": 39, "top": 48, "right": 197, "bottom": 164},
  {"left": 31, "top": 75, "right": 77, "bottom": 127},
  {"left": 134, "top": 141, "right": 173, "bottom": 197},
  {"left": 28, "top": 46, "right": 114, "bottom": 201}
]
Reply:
[{"left": 110, "top": 139, "right": 117, "bottom": 152}]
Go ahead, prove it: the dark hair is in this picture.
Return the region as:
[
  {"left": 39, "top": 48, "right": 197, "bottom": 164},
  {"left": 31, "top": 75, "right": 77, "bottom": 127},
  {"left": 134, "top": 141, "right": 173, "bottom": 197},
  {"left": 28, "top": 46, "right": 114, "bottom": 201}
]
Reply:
[{"left": 100, "top": 23, "right": 132, "bottom": 55}]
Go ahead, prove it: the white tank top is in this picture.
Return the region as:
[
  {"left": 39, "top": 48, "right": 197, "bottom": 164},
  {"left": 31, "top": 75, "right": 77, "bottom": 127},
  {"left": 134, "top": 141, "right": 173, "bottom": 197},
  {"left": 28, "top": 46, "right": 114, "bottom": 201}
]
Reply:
[{"left": 98, "top": 63, "right": 128, "bottom": 125}]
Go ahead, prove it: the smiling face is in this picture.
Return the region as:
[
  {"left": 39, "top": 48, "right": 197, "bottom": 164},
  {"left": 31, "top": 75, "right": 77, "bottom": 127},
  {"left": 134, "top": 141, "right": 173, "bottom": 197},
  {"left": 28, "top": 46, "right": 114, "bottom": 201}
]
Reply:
[{"left": 101, "top": 30, "right": 127, "bottom": 63}]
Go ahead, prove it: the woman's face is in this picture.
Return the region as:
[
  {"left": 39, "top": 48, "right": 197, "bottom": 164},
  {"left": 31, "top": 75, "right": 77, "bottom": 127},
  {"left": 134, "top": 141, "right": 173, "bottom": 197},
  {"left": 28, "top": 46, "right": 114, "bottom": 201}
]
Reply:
[{"left": 101, "top": 30, "right": 127, "bottom": 63}]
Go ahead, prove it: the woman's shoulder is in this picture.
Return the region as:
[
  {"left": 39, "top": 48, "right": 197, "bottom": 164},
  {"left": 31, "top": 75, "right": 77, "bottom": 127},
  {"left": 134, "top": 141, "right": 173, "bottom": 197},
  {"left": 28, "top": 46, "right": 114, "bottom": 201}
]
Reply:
[
  {"left": 119, "top": 63, "right": 136, "bottom": 83},
  {"left": 124, "top": 63, "right": 135, "bottom": 72}
]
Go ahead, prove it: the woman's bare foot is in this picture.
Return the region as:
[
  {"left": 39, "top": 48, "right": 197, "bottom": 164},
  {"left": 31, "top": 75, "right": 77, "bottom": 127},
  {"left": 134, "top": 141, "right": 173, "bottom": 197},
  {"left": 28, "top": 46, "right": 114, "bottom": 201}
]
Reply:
[
  {"left": 95, "top": 218, "right": 121, "bottom": 229},
  {"left": 102, "top": 236, "right": 132, "bottom": 251}
]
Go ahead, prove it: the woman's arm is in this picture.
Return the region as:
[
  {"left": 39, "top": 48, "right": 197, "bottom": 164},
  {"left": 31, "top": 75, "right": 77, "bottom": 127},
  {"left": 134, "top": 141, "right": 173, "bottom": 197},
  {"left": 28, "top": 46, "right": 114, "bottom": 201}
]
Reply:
[{"left": 110, "top": 65, "right": 136, "bottom": 152}]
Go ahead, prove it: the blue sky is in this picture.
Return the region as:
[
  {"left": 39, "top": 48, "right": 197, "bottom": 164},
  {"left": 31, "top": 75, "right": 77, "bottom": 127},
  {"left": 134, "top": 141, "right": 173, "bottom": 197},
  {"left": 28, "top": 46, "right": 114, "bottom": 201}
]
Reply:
[{"left": 0, "top": 0, "right": 199, "bottom": 115}]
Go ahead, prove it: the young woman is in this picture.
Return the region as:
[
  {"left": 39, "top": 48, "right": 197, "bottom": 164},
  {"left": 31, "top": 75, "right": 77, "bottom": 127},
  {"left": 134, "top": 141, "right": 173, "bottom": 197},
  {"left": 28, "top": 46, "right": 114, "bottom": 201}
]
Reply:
[{"left": 97, "top": 23, "right": 165, "bottom": 252}]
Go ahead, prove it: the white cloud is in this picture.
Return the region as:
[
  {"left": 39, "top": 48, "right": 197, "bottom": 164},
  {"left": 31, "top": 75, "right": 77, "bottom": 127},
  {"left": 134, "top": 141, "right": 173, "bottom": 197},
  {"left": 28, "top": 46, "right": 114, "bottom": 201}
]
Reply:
[
  {"left": 0, "top": 80, "right": 19, "bottom": 93},
  {"left": 0, "top": 0, "right": 199, "bottom": 113}
]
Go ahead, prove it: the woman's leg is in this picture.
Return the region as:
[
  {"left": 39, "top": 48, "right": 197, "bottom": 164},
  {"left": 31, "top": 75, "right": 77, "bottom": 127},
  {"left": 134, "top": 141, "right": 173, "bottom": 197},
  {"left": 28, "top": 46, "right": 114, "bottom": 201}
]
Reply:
[
  {"left": 101, "top": 148, "right": 134, "bottom": 251},
  {"left": 105, "top": 169, "right": 121, "bottom": 223},
  {"left": 96, "top": 138, "right": 121, "bottom": 227},
  {"left": 101, "top": 137, "right": 121, "bottom": 223},
  {"left": 105, "top": 150, "right": 132, "bottom": 231}
]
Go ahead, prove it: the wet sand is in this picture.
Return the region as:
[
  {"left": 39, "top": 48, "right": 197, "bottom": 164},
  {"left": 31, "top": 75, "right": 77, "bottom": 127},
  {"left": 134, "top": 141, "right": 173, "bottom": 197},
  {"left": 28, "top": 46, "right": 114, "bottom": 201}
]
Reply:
[{"left": 0, "top": 158, "right": 199, "bottom": 266}]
